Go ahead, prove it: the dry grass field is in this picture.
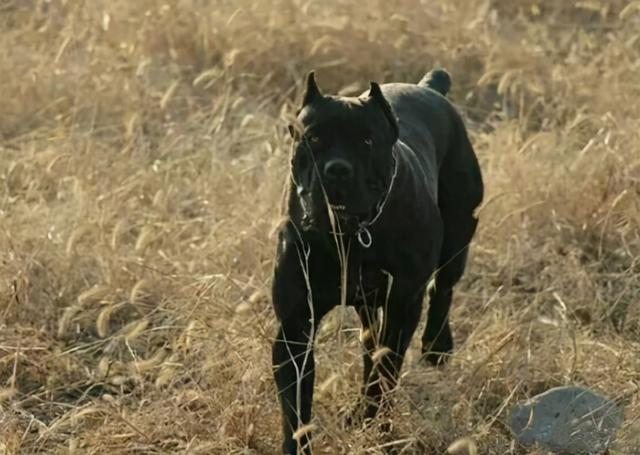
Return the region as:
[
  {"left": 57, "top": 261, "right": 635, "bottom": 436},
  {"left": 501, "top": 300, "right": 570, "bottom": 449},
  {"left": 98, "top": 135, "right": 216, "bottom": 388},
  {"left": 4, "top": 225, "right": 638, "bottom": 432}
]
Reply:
[{"left": 1, "top": 0, "right": 640, "bottom": 453}]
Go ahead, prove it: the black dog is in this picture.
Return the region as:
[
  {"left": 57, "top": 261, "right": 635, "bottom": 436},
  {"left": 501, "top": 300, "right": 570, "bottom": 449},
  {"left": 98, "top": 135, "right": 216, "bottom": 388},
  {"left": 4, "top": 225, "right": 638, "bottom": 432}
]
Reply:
[{"left": 271, "top": 69, "right": 483, "bottom": 454}]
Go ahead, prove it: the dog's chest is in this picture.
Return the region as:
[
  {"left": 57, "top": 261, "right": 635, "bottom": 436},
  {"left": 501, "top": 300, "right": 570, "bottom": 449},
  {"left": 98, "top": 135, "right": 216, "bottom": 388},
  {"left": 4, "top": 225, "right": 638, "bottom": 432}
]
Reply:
[{"left": 348, "top": 260, "right": 390, "bottom": 307}]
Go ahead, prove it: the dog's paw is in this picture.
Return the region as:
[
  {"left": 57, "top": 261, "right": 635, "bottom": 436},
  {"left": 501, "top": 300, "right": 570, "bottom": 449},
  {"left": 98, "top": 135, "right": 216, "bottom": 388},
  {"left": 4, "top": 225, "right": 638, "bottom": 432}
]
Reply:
[
  {"left": 341, "top": 406, "right": 396, "bottom": 438},
  {"left": 421, "top": 338, "right": 453, "bottom": 366},
  {"left": 421, "top": 350, "right": 451, "bottom": 366},
  {"left": 341, "top": 396, "right": 388, "bottom": 430}
]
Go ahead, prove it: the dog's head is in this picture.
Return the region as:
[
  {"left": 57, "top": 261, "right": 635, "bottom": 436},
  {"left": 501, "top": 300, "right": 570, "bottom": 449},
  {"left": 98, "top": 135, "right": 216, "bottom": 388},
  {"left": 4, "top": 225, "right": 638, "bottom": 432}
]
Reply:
[{"left": 289, "top": 71, "right": 399, "bottom": 232}]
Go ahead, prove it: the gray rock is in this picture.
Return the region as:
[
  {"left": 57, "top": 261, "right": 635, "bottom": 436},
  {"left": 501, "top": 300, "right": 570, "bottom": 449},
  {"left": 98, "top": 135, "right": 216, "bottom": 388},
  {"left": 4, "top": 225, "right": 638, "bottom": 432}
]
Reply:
[{"left": 510, "top": 385, "right": 623, "bottom": 454}]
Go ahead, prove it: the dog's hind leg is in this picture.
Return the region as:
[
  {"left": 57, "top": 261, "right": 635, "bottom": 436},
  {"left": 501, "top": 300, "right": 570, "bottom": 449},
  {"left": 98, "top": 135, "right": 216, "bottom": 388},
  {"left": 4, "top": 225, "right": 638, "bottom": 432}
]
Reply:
[
  {"left": 422, "top": 123, "right": 483, "bottom": 366},
  {"left": 421, "top": 208, "right": 477, "bottom": 365}
]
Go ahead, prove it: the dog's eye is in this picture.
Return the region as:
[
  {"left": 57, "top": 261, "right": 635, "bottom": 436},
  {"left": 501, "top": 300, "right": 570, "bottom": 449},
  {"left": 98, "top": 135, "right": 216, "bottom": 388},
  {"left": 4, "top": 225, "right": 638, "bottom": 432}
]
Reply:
[{"left": 364, "top": 138, "right": 373, "bottom": 146}]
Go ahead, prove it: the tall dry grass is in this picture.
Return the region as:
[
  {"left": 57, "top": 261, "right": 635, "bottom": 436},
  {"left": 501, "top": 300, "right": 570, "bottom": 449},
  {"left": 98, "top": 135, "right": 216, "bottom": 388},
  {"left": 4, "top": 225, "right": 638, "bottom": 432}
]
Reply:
[{"left": 1, "top": 0, "right": 639, "bottom": 453}]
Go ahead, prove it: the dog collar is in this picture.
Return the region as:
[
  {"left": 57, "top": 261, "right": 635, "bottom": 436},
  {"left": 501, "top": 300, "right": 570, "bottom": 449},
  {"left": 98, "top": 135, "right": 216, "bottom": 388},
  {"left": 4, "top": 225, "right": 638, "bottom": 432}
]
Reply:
[{"left": 356, "top": 150, "right": 399, "bottom": 248}]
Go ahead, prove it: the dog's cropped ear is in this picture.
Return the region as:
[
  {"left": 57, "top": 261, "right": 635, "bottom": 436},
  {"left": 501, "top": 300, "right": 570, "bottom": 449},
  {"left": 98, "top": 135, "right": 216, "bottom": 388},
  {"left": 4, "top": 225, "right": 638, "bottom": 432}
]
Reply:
[
  {"left": 368, "top": 82, "right": 399, "bottom": 142},
  {"left": 301, "top": 70, "right": 322, "bottom": 108}
]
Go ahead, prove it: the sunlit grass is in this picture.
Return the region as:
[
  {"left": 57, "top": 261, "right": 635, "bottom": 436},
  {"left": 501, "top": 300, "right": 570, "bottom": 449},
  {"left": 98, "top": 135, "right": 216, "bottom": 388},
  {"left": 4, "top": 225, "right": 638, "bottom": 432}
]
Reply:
[{"left": 1, "top": 1, "right": 639, "bottom": 453}]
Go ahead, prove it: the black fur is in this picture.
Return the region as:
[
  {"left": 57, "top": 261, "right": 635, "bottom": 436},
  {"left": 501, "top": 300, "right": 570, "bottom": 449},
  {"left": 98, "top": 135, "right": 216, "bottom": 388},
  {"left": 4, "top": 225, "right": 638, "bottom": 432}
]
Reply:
[
  {"left": 272, "top": 69, "right": 483, "bottom": 454},
  {"left": 418, "top": 68, "right": 452, "bottom": 95},
  {"left": 302, "top": 70, "right": 322, "bottom": 107}
]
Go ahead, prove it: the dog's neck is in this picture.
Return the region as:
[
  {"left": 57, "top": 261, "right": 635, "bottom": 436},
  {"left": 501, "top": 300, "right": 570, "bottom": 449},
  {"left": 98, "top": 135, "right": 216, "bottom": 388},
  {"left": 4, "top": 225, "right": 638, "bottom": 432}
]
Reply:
[{"left": 354, "top": 144, "right": 400, "bottom": 248}]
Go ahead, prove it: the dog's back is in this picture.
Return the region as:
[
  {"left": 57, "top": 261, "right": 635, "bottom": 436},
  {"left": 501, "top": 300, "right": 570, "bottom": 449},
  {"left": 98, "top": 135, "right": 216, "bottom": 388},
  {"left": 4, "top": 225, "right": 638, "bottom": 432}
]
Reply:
[{"left": 380, "top": 71, "right": 483, "bottom": 214}]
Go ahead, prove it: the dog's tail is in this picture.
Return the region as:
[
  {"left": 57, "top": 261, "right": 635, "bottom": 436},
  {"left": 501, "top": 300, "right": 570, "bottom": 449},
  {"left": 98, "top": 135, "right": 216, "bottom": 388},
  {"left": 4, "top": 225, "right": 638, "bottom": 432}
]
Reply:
[{"left": 418, "top": 68, "right": 451, "bottom": 96}]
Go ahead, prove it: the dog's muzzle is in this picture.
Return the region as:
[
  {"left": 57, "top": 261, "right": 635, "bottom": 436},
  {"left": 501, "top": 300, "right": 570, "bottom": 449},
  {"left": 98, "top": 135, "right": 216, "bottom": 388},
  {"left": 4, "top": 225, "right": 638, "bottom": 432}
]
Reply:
[{"left": 323, "top": 159, "right": 353, "bottom": 182}]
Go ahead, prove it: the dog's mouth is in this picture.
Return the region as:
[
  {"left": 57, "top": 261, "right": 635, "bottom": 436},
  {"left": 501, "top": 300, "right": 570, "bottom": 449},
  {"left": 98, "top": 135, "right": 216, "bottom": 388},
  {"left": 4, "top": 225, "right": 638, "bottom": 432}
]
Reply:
[
  {"left": 329, "top": 203, "right": 360, "bottom": 221},
  {"left": 297, "top": 187, "right": 372, "bottom": 231}
]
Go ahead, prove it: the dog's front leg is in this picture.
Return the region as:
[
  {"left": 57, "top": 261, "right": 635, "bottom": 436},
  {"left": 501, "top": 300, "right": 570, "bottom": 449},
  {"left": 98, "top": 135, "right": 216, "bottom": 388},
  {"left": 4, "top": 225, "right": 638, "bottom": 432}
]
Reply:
[
  {"left": 360, "top": 284, "right": 425, "bottom": 421},
  {"left": 272, "top": 317, "right": 316, "bottom": 455},
  {"left": 271, "top": 230, "right": 324, "bottom": 455}
]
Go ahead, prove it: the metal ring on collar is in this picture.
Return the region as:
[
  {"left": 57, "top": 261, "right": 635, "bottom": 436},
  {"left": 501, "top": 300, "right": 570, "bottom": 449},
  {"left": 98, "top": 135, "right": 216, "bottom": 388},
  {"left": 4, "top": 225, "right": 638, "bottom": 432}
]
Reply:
[{"left": 356, "top": 225, "right": 372, "bottom": 248}]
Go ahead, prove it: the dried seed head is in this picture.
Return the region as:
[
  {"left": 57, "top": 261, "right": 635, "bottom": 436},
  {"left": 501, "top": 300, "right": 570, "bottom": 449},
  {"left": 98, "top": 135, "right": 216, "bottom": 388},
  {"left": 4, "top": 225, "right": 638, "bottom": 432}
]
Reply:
[
  {"left": 96, "top": 305, "right": 117, "bottom": 338},
  {"left": 447, "top": 437, "right": 477, "bottom": 455},
  {"left": 77, "top": 285, "right": 110, "bottom": 306},
  {"left": 58, "top": 305, "right": 82, "bottom": 337}
]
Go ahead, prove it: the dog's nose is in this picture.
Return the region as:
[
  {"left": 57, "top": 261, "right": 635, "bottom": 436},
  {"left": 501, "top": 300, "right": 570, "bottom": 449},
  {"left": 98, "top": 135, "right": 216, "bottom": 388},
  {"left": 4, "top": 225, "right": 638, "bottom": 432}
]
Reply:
[{"left": 323, "top": 159, "right": 354, "bottom": 181}]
